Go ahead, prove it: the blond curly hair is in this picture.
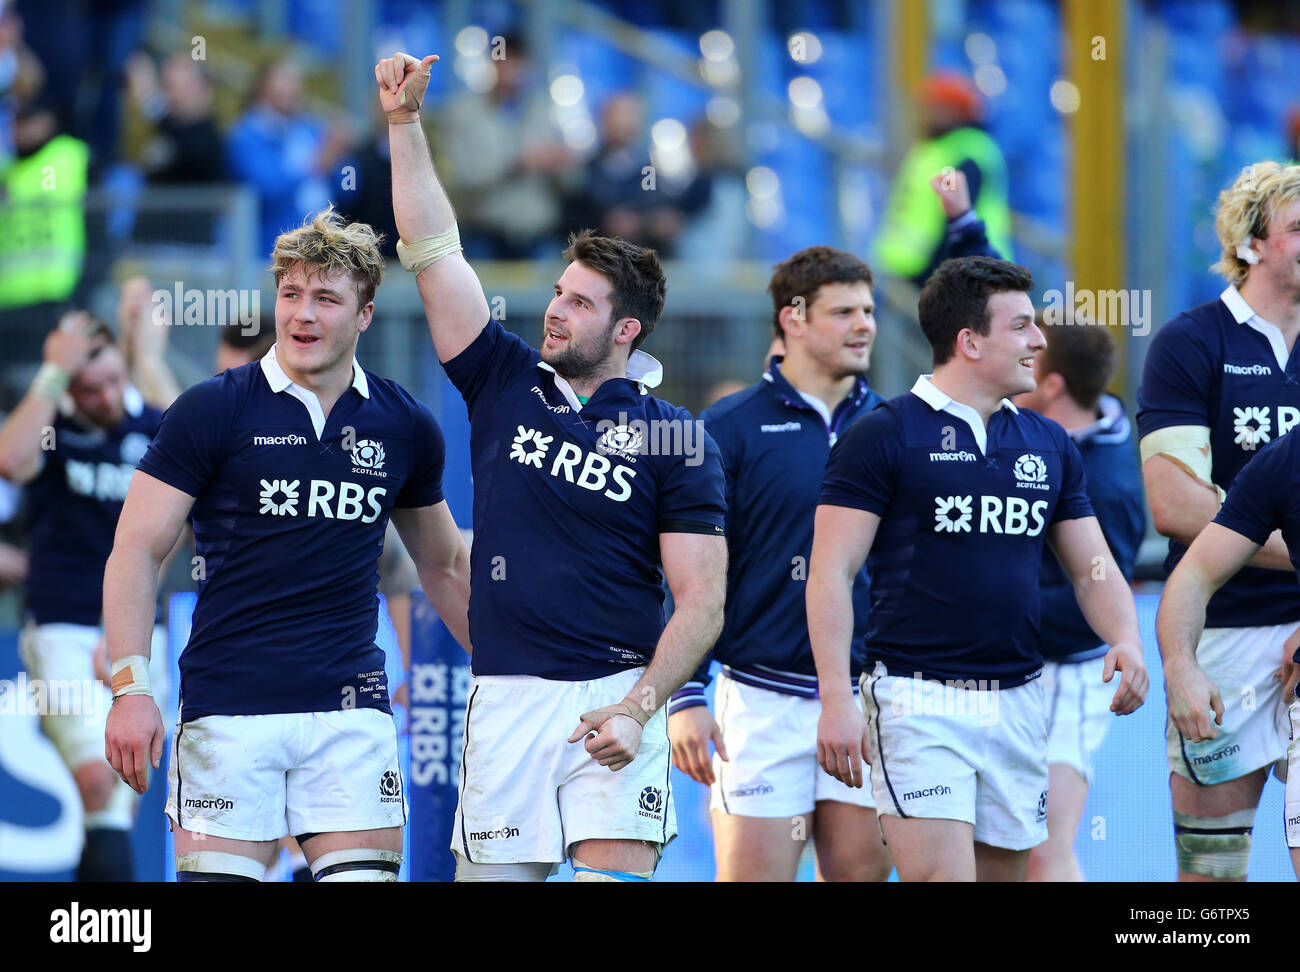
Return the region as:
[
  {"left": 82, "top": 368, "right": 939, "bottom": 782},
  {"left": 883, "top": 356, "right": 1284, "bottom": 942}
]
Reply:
[
  {"left": 270, "top": 205, "right": 385, "bottom": 306},
  {"left": 1213, "top": 161, "right": 1300, "bottom": 284}
]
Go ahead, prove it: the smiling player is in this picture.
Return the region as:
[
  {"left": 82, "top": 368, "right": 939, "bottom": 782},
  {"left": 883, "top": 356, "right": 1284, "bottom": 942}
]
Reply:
[
  {"left": 807, "top": 256, "right": 1147, "bottom": 881},
  {"left": 380, "top": 51, "right": 727, "bottom": 882},
  {"left": 103, "top": 207, "right": 471, "bottom": 882}
]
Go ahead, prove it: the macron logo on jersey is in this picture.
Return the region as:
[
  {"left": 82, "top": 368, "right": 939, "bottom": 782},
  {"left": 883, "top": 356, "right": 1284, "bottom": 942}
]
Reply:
[
  {"left": 508, "top": 426, "right": 637, "bottom": 502},
  {"left": 934, "top": 495, "right": 1048, "bottom": 536},
  {"left": 253, "top": 434, "right": 307, "bottom": 446},
  {"left": 1224, "top": 363, "right": 1271, "bottom": 376},
  {"left": 929, "top": 450, "right": 976, "bottom": 462}
]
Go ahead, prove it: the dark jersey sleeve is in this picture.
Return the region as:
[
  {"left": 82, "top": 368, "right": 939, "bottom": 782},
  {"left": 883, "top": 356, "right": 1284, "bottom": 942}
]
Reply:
[
  {"left": 1136, "top": 314, "right": 1215, "bottom": 437},
  {"left": 1214, "top": 433, "right": 1293, "bottom": 545},
  {"left": 819, "top": 406, "right": 903, "bottom": 515},
  {"left": 440, "top": 319, "right": 540, "bottom": 417},
  {"left": 394, "top": 400, "right": 447, "bottom": 508},
  {"left": 135, "top": 376, "right": 231, "bottom": 497},
  {"left": 657, "top": 421, "right": 727, "bottom": 536},
  {"left": 1051, "top": 428, "right": 1095, "bottom": 523}
]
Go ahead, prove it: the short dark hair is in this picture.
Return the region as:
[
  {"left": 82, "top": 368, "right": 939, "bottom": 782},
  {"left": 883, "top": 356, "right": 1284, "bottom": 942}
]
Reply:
[
  {"left": 1035, "top": 312, "right": 1116, "bottom": 410},
  {"left": 918, "top": 256, "right": 1034, "bottom": 366},
  {"left": 219, "top": 317, "right": 276, "bottom": 356},
  {"left": 767, "top": 246, "right": 875, "bottom": 339},
  {"left": 562, "top": 229, "right": 666, "bottom": 352}
]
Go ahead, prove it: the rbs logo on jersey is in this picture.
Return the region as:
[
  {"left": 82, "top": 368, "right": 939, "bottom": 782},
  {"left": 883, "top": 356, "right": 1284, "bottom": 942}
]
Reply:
[
  {"left": 508, "top": 426, "right": 637, "bottom": 502},
  {"left": 258, "top": 478, "right": 387, "bottom": 522},
  {"left": 934, "top": 494, "right": 1048, "bottom": 536}
]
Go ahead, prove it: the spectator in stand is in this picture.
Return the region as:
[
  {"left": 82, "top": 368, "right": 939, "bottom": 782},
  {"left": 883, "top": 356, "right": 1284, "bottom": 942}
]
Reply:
[
  {"left": 435, "top": 32, "right": 573, "bottom": 259},
  {"left": 125, "top": 51, "right": 224, "bottom": 186},
  {"left": 226, "top": 55, "right": 352, "bottom": 256}
]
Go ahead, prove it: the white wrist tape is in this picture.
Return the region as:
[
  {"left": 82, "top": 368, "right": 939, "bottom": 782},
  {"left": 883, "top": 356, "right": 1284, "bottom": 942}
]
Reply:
[
  {"left": 1139, "top": 425, "right": 1226, "bottom": 503},
  {"left": 32, "top": 362, "right": 70, "bottom": 400},
  {"left": 396, "top": 225, "right": 463, "bottom": 273},
  {"left": 110, "top": 654, "right": 152, "bottom": 698}
]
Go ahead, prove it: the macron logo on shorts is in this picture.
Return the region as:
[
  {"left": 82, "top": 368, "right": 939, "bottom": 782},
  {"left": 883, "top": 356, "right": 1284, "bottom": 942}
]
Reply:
[
  {"left": 184, "top": 797, "right": 234, "bottom": 811},
  {"left": 901, "top": 785, "right": 951, "bottom": 801},
  {"left": 468, "top": 826, "right": 520, "bottom": 840},
  {"left": 1191, "top": 743, "right": 1241, "bottom": 765}
]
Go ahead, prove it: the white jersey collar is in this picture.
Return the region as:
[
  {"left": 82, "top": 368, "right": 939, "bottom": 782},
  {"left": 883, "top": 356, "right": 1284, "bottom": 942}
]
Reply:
[
  {"left": 1221, "top": 285, "right": 1289, "bottom": 372},
  {"left": 260, "top": 344, "right": 369, "bottom": 438},
  {"left": 910, "top": 374, "right": 1018, "bottom": 456}
]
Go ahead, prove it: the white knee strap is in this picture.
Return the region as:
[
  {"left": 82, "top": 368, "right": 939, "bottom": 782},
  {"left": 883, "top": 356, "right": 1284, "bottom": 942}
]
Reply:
[
  {"left": 176, "top": 852, "right": 265, "bottom": 882},
  {"left": 454, "top": 859, "right": 553, "bottom": 882},
  {"left": 311, "top": 848, "right": 402, "bottom": 882}
]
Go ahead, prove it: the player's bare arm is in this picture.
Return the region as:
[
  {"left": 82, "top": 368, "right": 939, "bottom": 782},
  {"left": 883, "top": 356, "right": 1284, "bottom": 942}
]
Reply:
[
  {"left": 807, "top": 503, "right": 879, "bottom": 788},
  {"left": 390, "top": 501, "right": 472, "bottom": 654},
  {"left": 569, "top": 532, "right": 726, "bottom": 773},
  {"left": 1046, "top": 515, "right": 1148, "bottom": 714},
  {"left": 1143, "top": 446, "right": 1292, "bottom": 570},
  {"left": 103, "top": 471, "right": 195, "bottom": 794},
  {"left": 0, "top": 313, "right": 95, "bottom": 484},
  {"left": 1156, "top": 523, "right": 1260, "bottom": 743},
  {"left": 378, "top": 51, "right": 491, "bottom": 362}
]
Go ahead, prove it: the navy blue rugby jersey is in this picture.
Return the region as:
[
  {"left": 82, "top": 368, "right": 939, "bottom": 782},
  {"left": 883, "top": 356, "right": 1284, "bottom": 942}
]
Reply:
[
  {"left": 136, "top": 348, "right": 446, "bottom": 720},
  {"left": 670, "top": 358, "right": 881, "bottom": 710},
  {"left": 819, "top": 376, "right": 1094, "bottom": 686},
  {"left": 1138, "top": 286, "right": 1300, "bottom": 629},
  {"left": 25, "top": 387, "right": 162, "bottom": 626},
  {"left": 1037, "top": 395, "right": 1146, "bottom": 663},
  {"left": 441, "top": 319, "right": 727, "bottom": 680},
  {"left": 1214, "top": 430, "right": 1300, "bottom": 662}
]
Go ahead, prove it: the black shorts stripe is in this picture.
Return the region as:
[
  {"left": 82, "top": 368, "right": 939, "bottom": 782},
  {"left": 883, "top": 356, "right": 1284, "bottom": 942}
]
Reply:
[
  {"left": 661, "top": 718, "right": 671, "bottom": 846},
  {"left": 458, "top": 684, "right": 479, "bottom": 863},
  {"left": 175, "top": 722, "right": 186, "bottom": 828},
  {"left": 1173, "top": 825, "right": 1254, "bottom": 836},
  {"left": 868, "top": 672, "right": 907, "bottom": 818},
  {"left": 176, "top": 871, "right": 258, "bottom": 882},
  {"left": 716, "top": 678, "right": 732, "bottom": 815},
  {"left": 295, "top": 832, "right": 322, "bottom": 846},
  {"left": 313, "top": 859, "right": 401, "bottom": 880}
]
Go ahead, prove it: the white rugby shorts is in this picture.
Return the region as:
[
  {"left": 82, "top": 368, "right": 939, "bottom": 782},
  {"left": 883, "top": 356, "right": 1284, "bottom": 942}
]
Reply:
[
  {"left": 165, "top": 707, "right": 406, "bottom": 841},
  {"left": 1042, "top": 655, "right": 1114, "bottom": 785},
  {"left": 861, "top": 661, "right": 1049, "bottom": 850},
  {"left": 451, "top": 667, "right": 675, "bottom": 868},
  {"left": 1166, "top": 623, "right": 1291, "bottom": 786},
  {"left": 19, "top": 622, "right": 168, "bottom": 770},
  {"left": 709, "top": 670, "right": 874, "bottom": 817}
]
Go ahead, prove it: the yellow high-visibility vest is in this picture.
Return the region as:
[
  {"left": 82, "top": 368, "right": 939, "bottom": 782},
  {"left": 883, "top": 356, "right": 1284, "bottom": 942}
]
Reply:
[
  {"left": 875, "top": 126, "right": 1013, "bottom": 279},
  {"left": 0, "top": 134, "right": 89, "bottom": 308}
]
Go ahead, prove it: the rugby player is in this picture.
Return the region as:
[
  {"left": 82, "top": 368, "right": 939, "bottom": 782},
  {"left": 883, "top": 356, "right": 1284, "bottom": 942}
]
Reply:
[
  {"left": 667, "top": 246, "right": 891, "bottom": 882},
  {"left": 808, "top": 256, "right": 1147, "bottom": 881},
  {"left": 1139, "top": 161, "right": 1300, "bottom": 881},
  {"left": 103, "top": 207, "right": 471, "bottom": 882},
  {"left": 0, "top": 311, "right": 168, "bottom": 881},
  {"left": 379, "top": 51, "right": 728, "bottom": 882},
  {"left": 1157, "top": 427, "right": 1300, "bottom": 878},
  {"left": 1013, "top": 318, "right": 1147, "bottom": 881}
]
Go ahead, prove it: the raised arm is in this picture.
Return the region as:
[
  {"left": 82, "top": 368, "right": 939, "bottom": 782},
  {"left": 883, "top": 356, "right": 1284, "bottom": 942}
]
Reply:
[{"left": 377, "top": 52, "right": 490, "bottom": 362}]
